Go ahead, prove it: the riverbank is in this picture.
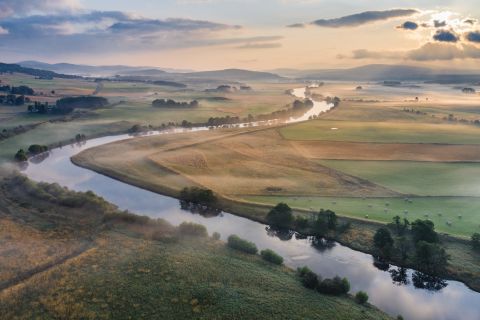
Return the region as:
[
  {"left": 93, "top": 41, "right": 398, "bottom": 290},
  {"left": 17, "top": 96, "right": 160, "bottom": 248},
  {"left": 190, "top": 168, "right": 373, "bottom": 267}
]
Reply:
[
  {"left": 0, "top": 173, "right": 392, "bottom": 320},
  {"left": 72, "top": 151, "right": 480, "bottom": 293}
]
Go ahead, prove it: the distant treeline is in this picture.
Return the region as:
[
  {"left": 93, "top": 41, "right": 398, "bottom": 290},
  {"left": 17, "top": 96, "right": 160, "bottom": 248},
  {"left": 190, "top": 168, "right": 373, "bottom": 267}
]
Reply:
[
  {"left": 94, "top": 78, "right": 187, "bottom": 88},
  {"left": 0, "top": 85, "right": 35, "bottom": 95},
  {"left": 0, "top": 63, "right": 79, "bottom": 79},
  {"left": 0, "top": 84, "right": 35, "bottom": 106},
  {"left": 28, "top": 96, "right": 109, "bottom": 115},
  {"left": 152, "top": 99, "right": 199, "bottom": 108},
  {"left": 205, "top": 99, "right": 314, "bottom": 127}
]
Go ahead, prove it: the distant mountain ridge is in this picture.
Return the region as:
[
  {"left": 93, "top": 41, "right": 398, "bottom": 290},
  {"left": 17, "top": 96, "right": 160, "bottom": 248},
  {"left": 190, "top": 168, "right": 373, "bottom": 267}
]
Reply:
[
  {"left": 0, "top": 63, "right": 79, "bottom": 79},
  {"left": 273, "top": 64, "right": 480, "bottom": 83}
]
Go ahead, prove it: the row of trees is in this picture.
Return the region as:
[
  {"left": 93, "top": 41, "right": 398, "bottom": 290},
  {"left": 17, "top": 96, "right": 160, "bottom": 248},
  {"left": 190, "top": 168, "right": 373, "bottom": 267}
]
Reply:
[
  {"left": 28, "top": 96, "right": 109, "bottom": 115},
  {"left": 266, "top": 203, "right": 348, "bottom": 236},
  {"left": 14, "top": 144, "right": 49, "bottom": 162},
  {"left": 373, "top": 217, "right": 449, "bottom": 276},
  {"left": 0, "top": 84, "right": 35, "bottom": 95},
  {"left": 152, "top": 99, "right": 199, "bottom": 108}
]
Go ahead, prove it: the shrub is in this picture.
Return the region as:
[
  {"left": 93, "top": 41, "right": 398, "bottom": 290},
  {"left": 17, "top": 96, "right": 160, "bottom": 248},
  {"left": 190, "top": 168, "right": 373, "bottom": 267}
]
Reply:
[
  {"left": 317, "top": 276, "right": 350, "bottom": 295},
  {"left": 267, "top": 203, "right": 293, "bottom": 229},
  {"left": 227, "top": 235, "right": 258, "bottom": 254},
  {"left": 212, "top": 232, "right": 221, "bottom": 240},
  {"left": 297, "top": 266, "right": 320, "bottom": 289},
  {"left": 178, "top": 222, "right": 208, "bottom": 238},
  {"left": 355, "top": 291, "right": 369, "bottom": 304},
  {"left": 260, "top": 249, "right": 284, "bottom": 265}
]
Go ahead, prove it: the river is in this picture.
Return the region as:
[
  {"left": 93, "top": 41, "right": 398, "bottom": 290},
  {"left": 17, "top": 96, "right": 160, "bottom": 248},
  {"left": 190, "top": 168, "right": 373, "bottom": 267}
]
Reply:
[{"left": 23, "top": 88, "right": 480, "bottom": 320}]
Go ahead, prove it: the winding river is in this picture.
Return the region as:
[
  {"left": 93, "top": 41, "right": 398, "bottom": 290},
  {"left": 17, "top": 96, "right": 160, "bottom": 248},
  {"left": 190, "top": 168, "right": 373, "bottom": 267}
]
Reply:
[{"left": 23, "top": 89, "right": 480, "bottom": 320}]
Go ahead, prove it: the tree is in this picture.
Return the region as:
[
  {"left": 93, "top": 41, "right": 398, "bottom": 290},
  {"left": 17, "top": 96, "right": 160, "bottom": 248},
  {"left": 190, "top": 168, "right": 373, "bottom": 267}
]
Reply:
[
  {"left": 393, "top": 216, "right": 409, "bottom": 235},
  {"left": 471, "top": 233, "right": 480, "bottom": 251},
  {"left": 395, "top": 236, "right": 410, "bottom": 261},
  {"left": 325, "top": 210, "right": 337, "bottom": 230},
  {"left": 411, "top": 220, "right": 438, "bottom": 243},
  {"left": 14, "top": 149, "right": 27, "bottom": 162},
  {"left": 297, "top": 266, "right": 319, "bottom": 290},
  {"left": 374, "top": 227, "right": 394, "bottom": 258},
  {"left": 355, "top": 291, "right": 369, "bottom": 304},
  {"left": 414, "top": 241, "right": 449, "bottom": 275},
  {"left": 267, "top": 203, "right": 293, "bottom": 229}
]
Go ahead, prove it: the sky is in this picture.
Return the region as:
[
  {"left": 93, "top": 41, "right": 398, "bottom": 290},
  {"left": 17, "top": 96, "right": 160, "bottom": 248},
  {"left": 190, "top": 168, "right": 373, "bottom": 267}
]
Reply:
[{"left": 0, "top": 0, "right": 479, "bottom": 70}]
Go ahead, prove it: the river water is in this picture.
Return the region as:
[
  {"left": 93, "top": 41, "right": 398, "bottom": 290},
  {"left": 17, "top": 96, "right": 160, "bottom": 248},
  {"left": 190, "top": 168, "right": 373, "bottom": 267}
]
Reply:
[{"left": 23, "top": 89, "right": 480, "bottom": 320}]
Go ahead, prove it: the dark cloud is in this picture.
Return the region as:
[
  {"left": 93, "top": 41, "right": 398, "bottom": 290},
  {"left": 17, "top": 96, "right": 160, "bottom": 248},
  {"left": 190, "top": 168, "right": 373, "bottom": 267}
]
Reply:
[
  {"left": 397, "top": 21, "right": 418, "bottom": 30},
  {"left": 311, "top": 9, "right": 418, "bottom": 28},
  {"left": 466, "top": 31, "right": 480, "bottom": 43},
  {"left": 286, "top": 23, "right": 305, "bottom": 28},
  {"left": 433, "top": 20, "right": 447, "bottom": 28},
  {"left": 433, "top": 29, "right": 459, "bottom": 42},
  {"left": 464, "top": 19, "right": 476, "bottom": 25}
]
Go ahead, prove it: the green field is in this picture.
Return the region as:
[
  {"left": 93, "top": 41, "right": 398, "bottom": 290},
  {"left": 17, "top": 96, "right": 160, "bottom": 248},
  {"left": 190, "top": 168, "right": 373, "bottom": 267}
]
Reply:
[
  {"left": 245, "top": 195, "right": 480, "bottom": 237},
  {"left": 280, "top": 120, "right": 480, "bottom": 144},
  {"left": 319, "top": 160, "right": 480, "bottom": 196}
]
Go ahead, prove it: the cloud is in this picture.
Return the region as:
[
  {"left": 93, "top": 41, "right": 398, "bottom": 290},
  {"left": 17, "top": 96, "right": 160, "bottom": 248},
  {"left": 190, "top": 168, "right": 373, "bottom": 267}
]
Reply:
[
  {"left": 0, "top": 26, "right": 8, "bottom": 34},
  {"left": 236, "top": 42, "right": 282, "bottom": 49},
  {"left": 433, "top": 29, "right": 459, "bottom": 42},
  {"left": 310, "top": 9, "right": 418, "bottom": 28},
  {"left": 287, "top": 23, "right": 305, "bottom": 28},
  {"left": 397, "top": 21, "right": 418, "bottom": 30},
  {"left": 343, "top": 43, "right": 480, "bottom": 61},
  {"left": 408, "top": 43, "right": 480, "bottom": 60},
  {"left": 433, "top": 20, "right": 447, "bottom": 28},
  {"left": 466, "top": 31, "right": 480, "bottom": 43},
  {"left": 0, "top": 10, "right": 266, "bottom": 57},
  {"left": 0, "top": 0, "right": 80, "bottom": 18},
  {"left": 464, "top": 19, "right": 476, "bottom": 25}
]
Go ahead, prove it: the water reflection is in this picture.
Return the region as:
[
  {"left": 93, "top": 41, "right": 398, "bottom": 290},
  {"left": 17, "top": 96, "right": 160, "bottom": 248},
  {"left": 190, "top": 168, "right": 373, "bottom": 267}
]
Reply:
[
  {"left": 265, "top": 226, "right": 295, "bottom": 241},
  {"left": 311, "top": 236, "right": 336, "bottom": 252},
  {"left": 179, "top": 200, "right": 222, "bottom": 218},
  {"left": 412, "top": 272, "right": 448, "bottom": 291},
  {"left": 390, "top": 267, "right": 409, "bottom": 286}
]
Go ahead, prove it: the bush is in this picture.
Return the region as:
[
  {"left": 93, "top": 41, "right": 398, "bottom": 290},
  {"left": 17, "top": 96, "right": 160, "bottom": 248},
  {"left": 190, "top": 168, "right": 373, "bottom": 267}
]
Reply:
[
  {"left": 317, "top": 276, "right": 350, "bottom": 295},
  {"left": 267, "top": 203, "right": 293, "bottom": 229},
  {"left": 227, "top": 235, "right": 258, "bottom": 254},
  {"left": 297, "top": 266, "right": 319, "bottom": 289},
  {"left": 212, "top": 232, "right": 221, "bottom": 240},
  {"left": 178, "top": 222, "right": 208, "bottom": 238},
  {"left": 260, "top": 249, "right": 284, "bottom": 265},
  {"left": 355, "top": 291, "right": 369, "bottom": 304}
]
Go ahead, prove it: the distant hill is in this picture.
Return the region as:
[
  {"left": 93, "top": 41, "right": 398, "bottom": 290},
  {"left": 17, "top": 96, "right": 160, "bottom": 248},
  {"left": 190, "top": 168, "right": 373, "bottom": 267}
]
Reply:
[
  {"left": 180, "top": 69, "right": 284, "bottom": 82},
  {"left": 0, "top": 63, "right": 78, "bottom": 79},
  {"left": 18, "top": 61, "right": 169, "bottom": 77},
  {"left": 273, "top": 64, "right": 480, "bottom": 83}
]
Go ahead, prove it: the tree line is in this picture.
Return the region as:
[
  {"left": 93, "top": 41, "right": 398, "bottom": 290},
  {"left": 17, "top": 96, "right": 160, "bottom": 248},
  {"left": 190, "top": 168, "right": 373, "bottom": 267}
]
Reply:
[{"left": 152, "top": 99, "right": 199, "bottom": 108}]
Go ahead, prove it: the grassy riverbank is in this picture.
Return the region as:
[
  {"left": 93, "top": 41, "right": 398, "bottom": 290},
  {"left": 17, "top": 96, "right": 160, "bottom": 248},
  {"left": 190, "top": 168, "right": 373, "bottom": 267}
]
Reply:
[
  {"left": 0, "top": 172, "right": 392, "bottom": 319},
  {"left": 71, "top": 127, "right": 480, "bottom": 292}
]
